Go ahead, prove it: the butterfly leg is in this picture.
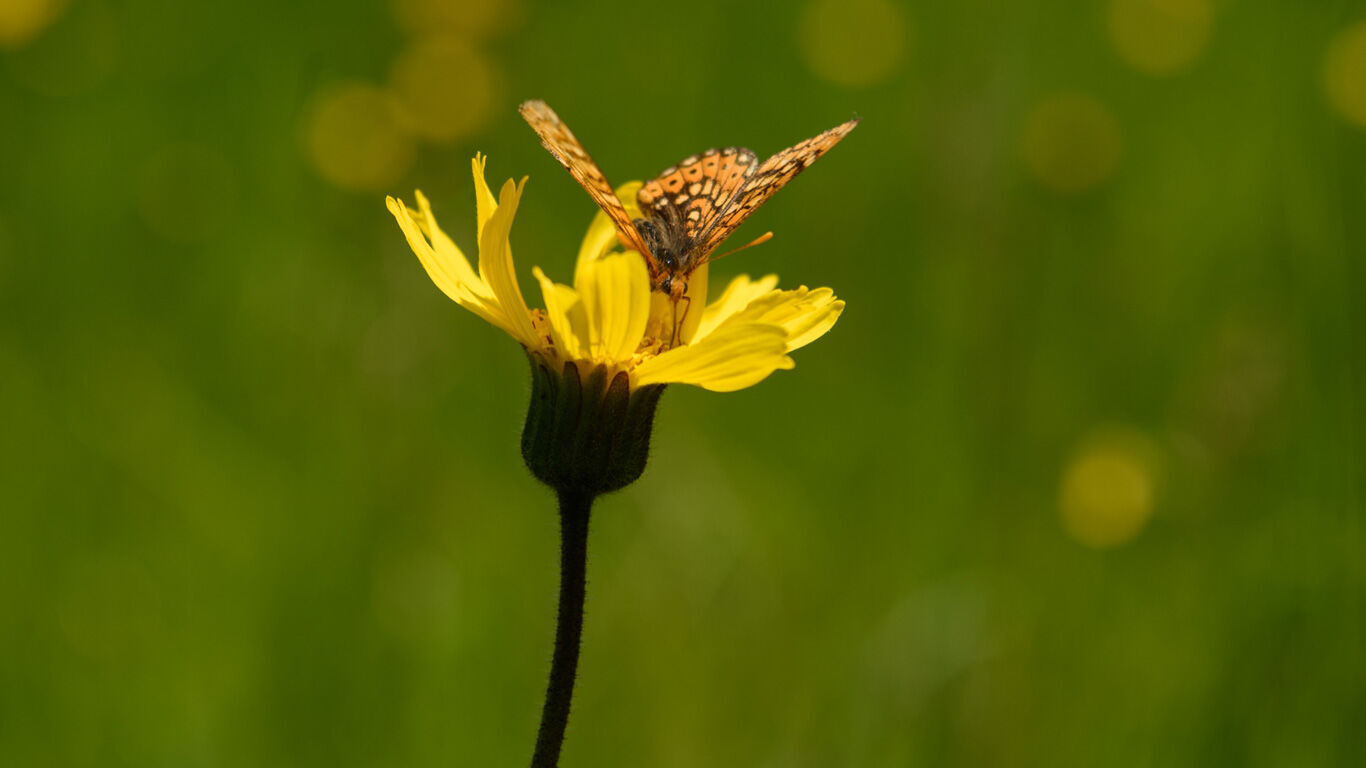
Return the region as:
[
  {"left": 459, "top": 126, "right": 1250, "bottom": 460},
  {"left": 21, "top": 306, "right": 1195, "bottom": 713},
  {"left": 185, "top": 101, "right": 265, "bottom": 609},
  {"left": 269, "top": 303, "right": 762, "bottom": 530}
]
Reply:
[{"left": 668, "top": 295, "right": 693, "bottom": 348}]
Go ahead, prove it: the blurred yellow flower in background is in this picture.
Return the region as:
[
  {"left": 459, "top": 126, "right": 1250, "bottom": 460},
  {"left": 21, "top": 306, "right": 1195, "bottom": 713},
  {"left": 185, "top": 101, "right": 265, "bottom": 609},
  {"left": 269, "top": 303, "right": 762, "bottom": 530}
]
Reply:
[
  {"left": 386, "top": 155, "right": 844, "bottom": 393},
  {"left": 1022, "top": 93, "right": 1124, "bottom": 194},
  {"left": 1108, "top": 0, "right": 1215, "bottom": 76},
  {"left": 1324, "top": 21, "right": 1366, "bottom": 129},
  {"left": 1060, "top": 428, "right": 1161, "bottom": 549},
  {"left": 306, "top": 83, "right": 414, "bottom": 192},
  {"left": 388, "top": 37, "right": 500, "bottom": 145},
  {"left": 798, "top": 0, "right": 909, "bottom": 88},
  {"left": 0, "top": 0, "right": 67, "bottom": 49}
]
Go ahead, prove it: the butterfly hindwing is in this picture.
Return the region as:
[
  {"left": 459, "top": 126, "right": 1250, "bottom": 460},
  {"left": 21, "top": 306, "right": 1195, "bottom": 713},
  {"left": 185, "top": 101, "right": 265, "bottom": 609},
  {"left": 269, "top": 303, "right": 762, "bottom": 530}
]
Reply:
[
  {"left": 519, "top": 100, "right": 651, "bottom": 256},
  {"left": 637, "top": 147, "right": 758, "bottom": 251},
  {"left": 693, "top": 118, "right": 860, "bottom": 260}
]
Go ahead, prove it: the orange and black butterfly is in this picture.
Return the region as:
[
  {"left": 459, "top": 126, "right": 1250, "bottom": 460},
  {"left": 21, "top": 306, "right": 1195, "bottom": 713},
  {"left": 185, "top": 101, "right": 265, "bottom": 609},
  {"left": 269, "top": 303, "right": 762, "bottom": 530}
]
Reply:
[{"left": 519, "top": 100, "right": 858, "bottom": 302}]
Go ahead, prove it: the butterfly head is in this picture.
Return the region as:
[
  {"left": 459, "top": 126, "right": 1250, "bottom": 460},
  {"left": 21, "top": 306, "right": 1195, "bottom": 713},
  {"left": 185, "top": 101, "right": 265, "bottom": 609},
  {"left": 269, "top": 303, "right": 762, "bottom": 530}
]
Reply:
[{"left": 658, "top": 273, "right": 688, "bottom": 302}]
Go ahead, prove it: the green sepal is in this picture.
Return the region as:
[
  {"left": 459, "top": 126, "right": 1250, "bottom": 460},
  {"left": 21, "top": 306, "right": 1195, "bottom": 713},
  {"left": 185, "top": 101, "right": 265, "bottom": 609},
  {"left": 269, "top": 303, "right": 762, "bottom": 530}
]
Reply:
[{"left": 521, "top": 355, "right": 665, "bottom": 497}]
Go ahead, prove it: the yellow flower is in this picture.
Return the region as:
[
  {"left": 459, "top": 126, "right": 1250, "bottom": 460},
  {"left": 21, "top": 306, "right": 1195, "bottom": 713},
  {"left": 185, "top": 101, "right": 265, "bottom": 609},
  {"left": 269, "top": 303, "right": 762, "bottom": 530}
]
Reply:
[
  {"left": 389, "top": 155, "right": 845, "bottom": 767},
  {"left": 386, "top": 154, "right": 844, "bottom": 393}
]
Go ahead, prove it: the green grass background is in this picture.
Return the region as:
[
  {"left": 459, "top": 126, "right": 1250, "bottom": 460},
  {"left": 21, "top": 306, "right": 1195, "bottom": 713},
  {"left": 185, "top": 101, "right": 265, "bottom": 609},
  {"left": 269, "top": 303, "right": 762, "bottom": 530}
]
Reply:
[{"left": 1, "top": 0, "right": 1362, "bottom": 765}]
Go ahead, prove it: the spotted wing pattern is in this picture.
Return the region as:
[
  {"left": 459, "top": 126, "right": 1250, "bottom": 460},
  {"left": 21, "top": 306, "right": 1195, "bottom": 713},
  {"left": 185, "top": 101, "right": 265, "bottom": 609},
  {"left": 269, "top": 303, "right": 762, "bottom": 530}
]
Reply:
[
  {"left": 518, "top": 100, "right": 650, "bottom": 256},
  {"left": 693, "top": 117, "right": 860, "bottom": 261},
  {"left": 637, "top": 147, "right": 758, "bottom": 245}
]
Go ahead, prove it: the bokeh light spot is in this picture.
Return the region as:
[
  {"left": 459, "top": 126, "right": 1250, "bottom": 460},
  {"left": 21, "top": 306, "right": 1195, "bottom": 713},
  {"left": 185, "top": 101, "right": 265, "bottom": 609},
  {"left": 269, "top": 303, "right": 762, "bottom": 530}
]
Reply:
[
  {"left": 390, "top": 0, "right": 521, "bottom": 41},
  {"left": 5, "top": 0, "right": 117, "bottom": 95},
  {"left": 388, "top": 37, "right": 499, "bottom": 144},
  {"left": 1060, "top": 429, "right": 1160, "bottom": 549},
  {"left": 138, "top": 143, "right": 236, "bottom": 244},
  {"left": 1323, "top": 21, "right": 1366, "bottom": 129},
  {"left": 304, "top": 82, "right": 415, "bottom": 192},
  {"left": 0, "top": 0, "right": 67, "bottom": 48},
  {"left": 799, "top": 0, "right": 908, "bottom": 88},
  {"left": 1022, "top": 93, "right": 1123, "bottom": 193},
  {"left": 1108, "top": 0, "right": 1214, "bottom": 76}
]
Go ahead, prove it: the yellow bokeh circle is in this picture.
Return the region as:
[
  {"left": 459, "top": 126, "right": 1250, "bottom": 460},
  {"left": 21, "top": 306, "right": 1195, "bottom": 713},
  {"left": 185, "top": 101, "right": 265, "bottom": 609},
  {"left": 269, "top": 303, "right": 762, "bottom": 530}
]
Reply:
[
  {"left": 390, "top": 0, "right": 519, "bottom": 41},
  {"left": 1108, "top": 0, "right": 1214, "bottom": 76},
  {"left": 388, "top": 37, "right": 499, "bottom": 144},
  {"left": 1060, "top": 430, "right": 1160, "bottom": 549},
  {"left": 304, "top": 82, "right": 415, "bottom": 192},
  {"left": 799, "top": 0, "right": 908, "bottom": 88},
  {"left": 1323, "top": 21, "right": 1366, "bottom": 129},
  {"left": 0, "top": 0, "right": 67, "bottom": 49},
  {"left": 5, "top": 1, "right": 117, "bottom": 96},
  {"left": 1022, "top": 93, "right": 1123, "bottom": 194}
]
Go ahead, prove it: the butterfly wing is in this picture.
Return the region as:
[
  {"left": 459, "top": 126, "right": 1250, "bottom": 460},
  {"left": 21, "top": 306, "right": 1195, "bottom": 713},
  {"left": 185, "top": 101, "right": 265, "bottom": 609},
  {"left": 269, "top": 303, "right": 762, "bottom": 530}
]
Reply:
[
  {"left": 637, "top": 147, "right": 758, "bottom": 252},
  {"left": 692, "top": 117, "right": 860, "bottom": 261},
  {"left": 519, "top": 100, "right": 652, "bottom": 256}
]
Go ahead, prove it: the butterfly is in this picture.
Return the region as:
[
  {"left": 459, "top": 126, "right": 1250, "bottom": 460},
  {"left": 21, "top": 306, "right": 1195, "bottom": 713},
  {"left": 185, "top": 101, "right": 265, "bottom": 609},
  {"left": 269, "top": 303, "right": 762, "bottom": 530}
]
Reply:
[{"left": 519, "top": 100, "right": 858, "bottom": 303}]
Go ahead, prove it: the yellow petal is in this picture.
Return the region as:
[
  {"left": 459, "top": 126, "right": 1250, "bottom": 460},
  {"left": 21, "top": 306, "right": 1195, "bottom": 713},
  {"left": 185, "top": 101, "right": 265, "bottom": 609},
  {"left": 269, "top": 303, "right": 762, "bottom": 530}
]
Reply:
[
  {"left": 633, "top": 321, "right": 794, "bottom": 392},
  {"left": 693, "top": 273, "right": 781, "bottom": 342},
  {"left": 386, "top": 194, "right": 512, "bottom": 335},
  {"left": 387, "top": 195, "right": 454, "bottom": 296},
  {"left": 533, "top": 267, "right": 589, "bottom": 360},
  {"left": 677, "top": 261, "right": 709, "bottom": 344},
  {"left": 477, "top": 177, "right": 541, "bottom": 349},
  {"left": 413, "top": 190, "right": 486, "bottom": 297},
  {"left": 618, "top": 181, "right": 645, "bottom": 219},
  {"left": 644, "top": 261, "right": 711, "bottom": 347},
  {"left": 574, "top": 181, "right": 643, "bottom": 287},
  {"left": 729, "top": 286, "right": 846, "bottom": 352},
  {"left": 472, "top": 153, "right": 498, "bottom": 241},
  {"left": 578, "top": 249, "right": 651, "bottom": 362}
]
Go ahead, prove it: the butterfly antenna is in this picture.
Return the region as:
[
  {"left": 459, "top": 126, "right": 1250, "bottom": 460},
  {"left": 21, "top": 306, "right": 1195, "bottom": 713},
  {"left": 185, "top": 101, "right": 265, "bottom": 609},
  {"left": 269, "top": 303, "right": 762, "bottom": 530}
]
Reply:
[{"left": 708, "top": 231, "right": 774, "bottom": 263}]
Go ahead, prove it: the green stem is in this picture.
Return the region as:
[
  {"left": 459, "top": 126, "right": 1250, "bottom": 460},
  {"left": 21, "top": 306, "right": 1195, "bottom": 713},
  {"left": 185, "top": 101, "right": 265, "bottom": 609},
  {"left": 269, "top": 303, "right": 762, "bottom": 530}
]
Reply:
[{"left": 530, "top": 490, "right": 593, "bottom": 767}]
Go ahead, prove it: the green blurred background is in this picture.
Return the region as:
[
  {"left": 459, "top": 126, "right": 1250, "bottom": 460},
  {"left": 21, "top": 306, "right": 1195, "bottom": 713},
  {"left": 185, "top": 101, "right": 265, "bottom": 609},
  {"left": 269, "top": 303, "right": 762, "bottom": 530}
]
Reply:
[{"left": 2, "top": 0, "right": 1363, "bottom": 765}]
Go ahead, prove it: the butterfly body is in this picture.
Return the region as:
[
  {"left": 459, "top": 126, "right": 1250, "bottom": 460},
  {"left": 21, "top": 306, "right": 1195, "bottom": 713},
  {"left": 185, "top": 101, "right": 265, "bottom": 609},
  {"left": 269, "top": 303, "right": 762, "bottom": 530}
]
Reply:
[
  {"left": 631, "top": 212, "right": 690, "bottom": 298},
  {"left": 519, "top": 100, "right": 858, "bottom": 305}
]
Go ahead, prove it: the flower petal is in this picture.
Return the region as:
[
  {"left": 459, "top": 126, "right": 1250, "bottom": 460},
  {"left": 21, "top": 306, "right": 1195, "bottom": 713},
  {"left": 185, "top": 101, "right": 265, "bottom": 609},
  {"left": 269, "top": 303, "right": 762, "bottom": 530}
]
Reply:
[
  {"left": 533, "top": 267, "right": 589, "bottom": 360},
  {"left": 644, "top": 261, "right": 710, "bottom": 348},
  {"left": 386, "top": 194, "right": 512, "bottom": 335},
  {"left": 575, "top": 181, "right": 643, "bottom": 287},
  {"left": 472, "top": 153, "right": 498, "bottom": 241},
  {"left": 412, "top": 190, "right": 487, "bottom": 298},
  {"left": 693, "top": 273, "right": 781, "bottom": 342},
  {"left": 677, "top": 261, "right": 709, "bottom": 344},
  {"left": 578, "top": 249, "right": 651, "bottom": 362},
  {"left": 633, "top": 321, "right": 794, "bottom": 392},
  {"left": 728, "top": 286, "right": 846, "bottom": 352},
  {"left": 619, "top": 182, "right": 645, "bottom": 219},
  {"left": 477, "top": 177, "right": 540, "bottom": 349}
]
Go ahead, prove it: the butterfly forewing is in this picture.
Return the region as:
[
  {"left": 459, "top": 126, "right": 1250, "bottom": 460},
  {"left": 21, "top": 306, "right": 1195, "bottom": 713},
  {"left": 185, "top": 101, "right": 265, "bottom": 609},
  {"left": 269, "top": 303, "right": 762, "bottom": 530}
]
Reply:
[
  {"left": 694, "top": 117, "right": 860, "bottom": 260},
  {"left": 637, "top": 147, "right": 758, "bottom": 252},
  {"left": 518, "top": 100, "right": 651, "bottom": 256}
]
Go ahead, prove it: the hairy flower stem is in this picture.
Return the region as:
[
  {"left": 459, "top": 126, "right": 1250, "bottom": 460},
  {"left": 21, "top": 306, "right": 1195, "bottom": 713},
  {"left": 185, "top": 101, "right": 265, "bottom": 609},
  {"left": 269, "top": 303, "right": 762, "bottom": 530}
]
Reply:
[{"left": 531, "top": 490, "right": 593, "bottom": 768}]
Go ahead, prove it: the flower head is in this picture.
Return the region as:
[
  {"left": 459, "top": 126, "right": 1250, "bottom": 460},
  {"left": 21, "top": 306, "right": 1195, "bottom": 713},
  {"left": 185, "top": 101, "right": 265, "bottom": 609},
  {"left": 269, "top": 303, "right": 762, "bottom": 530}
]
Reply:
[{"left": 387, "top": 154, "right": 843, "bottom": 393}]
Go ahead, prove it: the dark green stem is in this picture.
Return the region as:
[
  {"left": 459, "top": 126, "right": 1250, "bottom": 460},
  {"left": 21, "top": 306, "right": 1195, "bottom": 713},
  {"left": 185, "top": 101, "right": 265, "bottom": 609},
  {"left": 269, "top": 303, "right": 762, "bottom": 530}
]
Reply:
[{"left": 531, "top": 490, "right": 593, "bottom": 768}]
